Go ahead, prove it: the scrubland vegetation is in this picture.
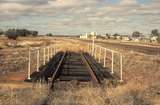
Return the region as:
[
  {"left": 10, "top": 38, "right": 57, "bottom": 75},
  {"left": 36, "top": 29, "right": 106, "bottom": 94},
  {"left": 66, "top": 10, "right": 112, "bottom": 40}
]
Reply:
[
  {"left": 0, "top": 84, "right": 48, "bottom": 105},
  {"left": 0, "top": 37, "right": 159, "bottom": 105}
]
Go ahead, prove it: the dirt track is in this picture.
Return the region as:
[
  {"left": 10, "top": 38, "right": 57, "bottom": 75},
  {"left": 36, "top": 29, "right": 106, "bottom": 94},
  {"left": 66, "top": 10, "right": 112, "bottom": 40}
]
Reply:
[{"left": 79, "top": 39, "right": 160, "bottom": 55}]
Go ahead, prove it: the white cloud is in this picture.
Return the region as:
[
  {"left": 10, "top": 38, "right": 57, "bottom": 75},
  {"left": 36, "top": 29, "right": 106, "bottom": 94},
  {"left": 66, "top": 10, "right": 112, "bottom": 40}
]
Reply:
[
  {"left": 0, "top": 0, "right": 159, "bottom": 34},
  {"left": 0, "top": 3, "right": 30, "bottom": 12},
  {"left": 120, "top": 0, "right": 138, "bottom": 6}
]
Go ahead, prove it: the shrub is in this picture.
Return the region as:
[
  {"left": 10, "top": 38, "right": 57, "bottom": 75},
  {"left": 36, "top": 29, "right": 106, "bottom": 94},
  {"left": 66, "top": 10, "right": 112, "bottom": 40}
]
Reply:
[
  {"left": 4, "top": 28, "right": 39, "bottom": 40},
  {"left": 0, "top": 30, "right": 3, "bottom": 35},
  {"left": 5, "top": 29, "right": 18, "bottom": 40},
  {"left": 46, "top": 33, "right": 53, "bottom": 37}
]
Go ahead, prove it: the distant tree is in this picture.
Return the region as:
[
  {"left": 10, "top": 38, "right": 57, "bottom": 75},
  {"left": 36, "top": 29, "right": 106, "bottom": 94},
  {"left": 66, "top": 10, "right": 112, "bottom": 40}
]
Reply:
[
  {"left": 151, "top": 29, "right": 159, "bottom": 36},
  {"left": 46, "top": 33, "right": 53, "bottom": 36},
  {"left": 4, "top": 28, "right": 38, "bottom": 39},
  {"left": 132, "top": 31, "right": 141, "bottom": 38},
  {"left": 5, "top": 29, "right": 18, "bottom": 40},
  {"left": 97, "top": 35, "right": 105, "bottom": 39},
  {"left": 17, "top": 29, "right": 30, "bottom": 36},
  {"left": 120, "top": 35, "right": 123, "bottom": 40},
  {"left": 31, "top": 31, "right": 38, "bottom": 36},
  {"left": 113, "top": 33, "right": 119, "bottom": 39},
  {"left": 106, "top": 33, "right": 110, "bottom": 39},
  {"left": 0, "top": 29, "right": 3, "bottom": 35}
]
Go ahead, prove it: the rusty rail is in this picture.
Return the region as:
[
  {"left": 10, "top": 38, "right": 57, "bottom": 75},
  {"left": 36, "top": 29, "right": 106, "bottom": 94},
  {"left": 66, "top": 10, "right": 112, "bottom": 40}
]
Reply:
[
  {"left": 81, "top": 52, "right": 100, "bottom": 84},
  {"left": 50, "top": 51, "right": 67, "bottom": 88},
  {"left": 50, "top": 51, "right": 101, "bottom": 89}
]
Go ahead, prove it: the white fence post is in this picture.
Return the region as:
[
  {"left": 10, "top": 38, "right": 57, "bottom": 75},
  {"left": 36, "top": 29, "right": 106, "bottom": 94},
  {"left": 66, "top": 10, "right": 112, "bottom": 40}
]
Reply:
[
  {"left": 111, "top": 51, "right": 114, "bottom": 74},
  {"left": 53, "top": 47, "right": 55, "bottom": 55},
  {"left": 92, "top": 45, "right": 94, "bottom": 56},
  {"left": 103, "top": 48, "right": 106, "bottom": 67},
  {"left": 50, "top": 47, "right": 53, "bottom": 58},
  {"left": 88, "top": 44, "right": 90, "bottom": 54},
  {"left": 48, "top": 46, "right": 50, "bottom": 61},
  {"left": 94, "top": 46, "right": 97, "bottom": 59},
  {"left": 92, "top": 36, "right": 95, "bottom": 56},
  {"left": 28, "top": 48, "right": 31, "bottom": 79},
  {"left": 52, "top": 47, "right": 54, "bottom": 55},
  {"left": 36, "top": 49, "right": 40, "bottom": 72},
  {"left": 90, "top": 44, "right": 92, "bottom": 55},
  {"left": 54, "top": 46, "right": 56, "bottom": 55},
  {"left": 120, "top": 53, "right": 123, "bottom": 82},
  {"left": 43, "top": 47, "right": 46, "bottom": 65},
  {"left": 99, "top": 47, "right": 101, "bottom": 63},
  {"left": 55, "top": 46, "right": 56, "bottom": 54}
]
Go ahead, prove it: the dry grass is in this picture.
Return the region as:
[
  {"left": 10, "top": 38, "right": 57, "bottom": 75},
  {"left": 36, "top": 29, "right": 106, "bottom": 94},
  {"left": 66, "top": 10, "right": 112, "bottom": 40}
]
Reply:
[
  {"left": 47, "top": 80, "right": 159, "bottom": 105},
  {"left": 0, "top": 83, "right": 48, "bottom": 105}
]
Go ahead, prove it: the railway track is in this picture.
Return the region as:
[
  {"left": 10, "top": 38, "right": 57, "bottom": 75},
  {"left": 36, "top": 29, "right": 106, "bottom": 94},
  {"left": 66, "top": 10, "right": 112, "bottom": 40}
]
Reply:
[
  {"left": 50, "top": 51, "right": 102, "bottom": 88},
  {"left": 34, "top": 51, "right": 114, "bottom": 105},
  {"left": 30, "top": 50, "right": 114, "bottom": 87}
]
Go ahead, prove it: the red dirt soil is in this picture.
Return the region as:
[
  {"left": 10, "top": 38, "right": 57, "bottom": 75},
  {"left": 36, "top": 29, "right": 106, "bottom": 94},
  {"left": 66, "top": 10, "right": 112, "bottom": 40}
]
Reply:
[{"left": 0, "top": 71, "right": 32, "bottom": 89}]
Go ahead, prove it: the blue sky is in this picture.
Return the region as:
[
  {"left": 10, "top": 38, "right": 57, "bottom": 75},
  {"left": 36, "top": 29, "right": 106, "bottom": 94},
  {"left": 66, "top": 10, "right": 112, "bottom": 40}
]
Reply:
[{"left": 0, "top": 0, "right": 159, "bottom": 35}]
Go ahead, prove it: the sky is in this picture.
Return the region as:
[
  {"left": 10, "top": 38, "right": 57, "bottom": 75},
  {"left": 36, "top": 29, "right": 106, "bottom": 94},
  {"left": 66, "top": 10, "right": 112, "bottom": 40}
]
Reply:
[{"left": 0, "top": 0, "right": 160, "bottom": 35}]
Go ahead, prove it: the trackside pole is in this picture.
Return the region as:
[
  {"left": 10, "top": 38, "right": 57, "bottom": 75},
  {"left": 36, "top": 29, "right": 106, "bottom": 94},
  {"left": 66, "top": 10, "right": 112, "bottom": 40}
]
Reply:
[
  {"left": 28, "top": 48, "right": 31, "bottom": 80},
  {"left": 103, "top": 48, "right": 106, "bottom": 67},
  {"left": 120, "top": 53, "right": 123, "bottom": 82},
  {"left": 43, "top": 47, "right": 46, "bottom": 65},
  {"left": 36, "top": 49, "right": 40, "bottom": 72},
  {"left": 111, "top": 51, "right": 114, "bottom": 74}
]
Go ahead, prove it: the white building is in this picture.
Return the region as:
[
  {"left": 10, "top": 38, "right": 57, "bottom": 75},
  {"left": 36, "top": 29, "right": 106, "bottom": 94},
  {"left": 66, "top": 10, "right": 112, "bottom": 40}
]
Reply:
[
  {"left": 133, "top": 38, "right": 140, "bottom": 42},
  {"left": 90, "top": 32, "right": 97, "bottom": 36},
  {"left": 150, "top": 36, "right": 158, "bottom": 42},
  {"left": 80, "top": 32, "right": 97, "bottom": 39},
  {"left": 122, "top": 35, "right": 131, "bottom": 41},
  {"left": 90, "top": 32, "right": 97, "bottom": 39},
  {"left": 80, "top": 33, "right": 88, "bottom": 39}
]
